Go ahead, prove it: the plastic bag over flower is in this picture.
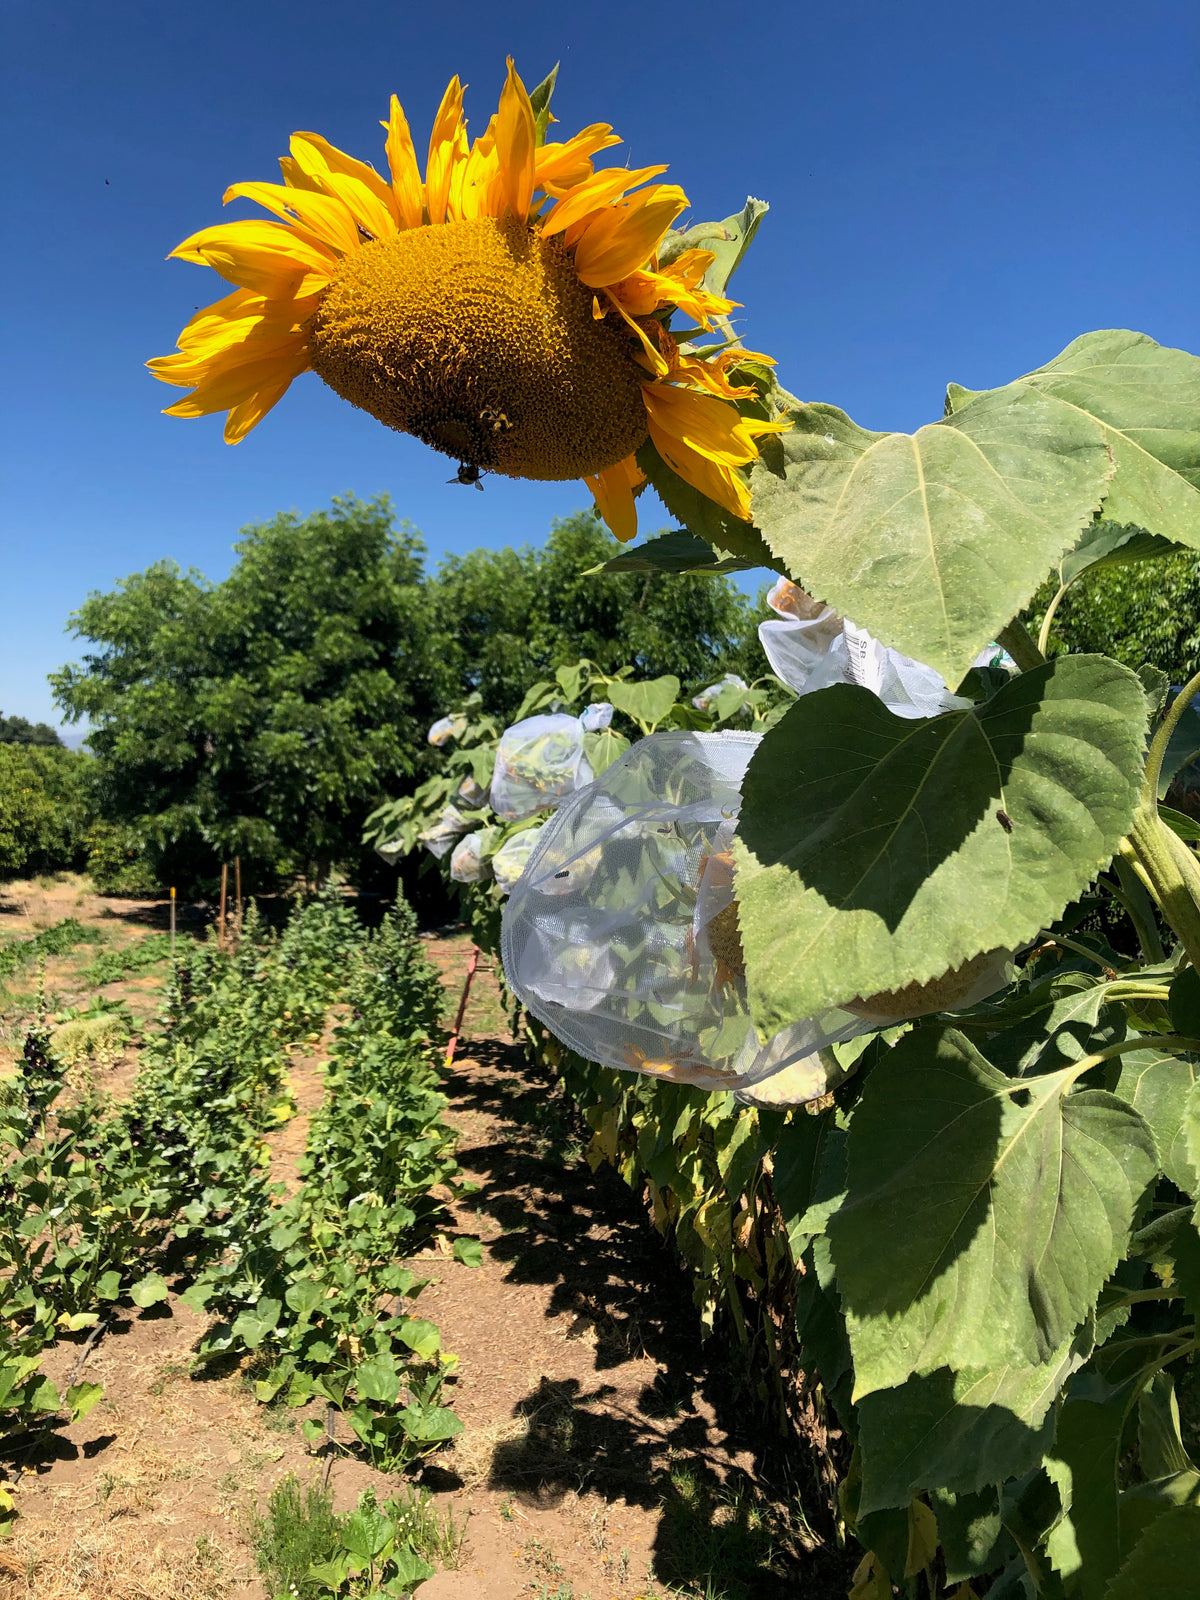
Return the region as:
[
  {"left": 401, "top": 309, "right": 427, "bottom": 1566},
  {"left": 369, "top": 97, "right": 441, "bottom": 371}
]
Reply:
[
  {"left": 501, "top": 731, "right": 1012, "bottom": 1105},
  {"left": 580, "top": 702, "right": 614, "bottom": 732},
  {"left": 759, "top": 579, "right": 973, "bottom": 718},
  {"left": 692, "top": 674, "right": 749, "bottom": 714},
  {"left": 493, "top": 827, "right": 544, "bottom": 894},
  {"left": 490, "top": 713, "right": 594, "bottom": 821},
  {"left": 419, "top": 804, "right": 473, "bottom": 859},
  {"left": 428, "top": 714, "right": 468, "bottom": 747},
  {"left": 450, "top": 829, "right": 493, "bottom": 884}
]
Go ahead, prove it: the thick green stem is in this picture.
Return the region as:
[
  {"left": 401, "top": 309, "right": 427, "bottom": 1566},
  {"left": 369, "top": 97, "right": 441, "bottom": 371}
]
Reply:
[
  {"left": 1036, "top": 581, "right": 1075, "bottom": 658},
  {"left": 1126, "top": 811, "right": 1200, "bottom": 973},
  {"left": 996, "top": 620, "right": 1046, "bottom": 673},
  {"left": 1113, "top": 855, "right": 1166, "bottom": 963},
  {"left": 1142, "top": 666, "right": 1200, "bottom": 807}
]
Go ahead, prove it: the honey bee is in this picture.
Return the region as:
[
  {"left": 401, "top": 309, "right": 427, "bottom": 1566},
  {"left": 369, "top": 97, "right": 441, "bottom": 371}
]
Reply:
[{"left": 479, "top": 407, "right": 514, "bottom": 433}]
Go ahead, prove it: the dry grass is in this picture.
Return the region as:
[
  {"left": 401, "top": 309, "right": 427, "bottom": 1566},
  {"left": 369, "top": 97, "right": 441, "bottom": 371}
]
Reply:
[{"left": 0, "top": 1523, "right": 236, "bottom": 1600}]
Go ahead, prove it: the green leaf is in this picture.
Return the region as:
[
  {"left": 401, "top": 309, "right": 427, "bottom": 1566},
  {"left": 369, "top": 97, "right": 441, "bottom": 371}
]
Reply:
[
  {"left": 1057, "top": 521, "right": 1182, "bottom": 587},
  {"left": 284, "top": 1278, "right": 326, "bottom": 1317},
  {"left": 750, "top": 386, "right": 1111, "bottom": 687},
  {"left": 399, "top": 1403, "right": 463, "bottom": 1442},
  {"left": 341, "top": 1506, "right": 396, "bottom": 1561},
  {"left": 828, "top": 1029, "right": 1157, "bottom": 1398},
  {"left": 659, "top": 197, "right": 770, "bottom": 297},
  {"left": 397, "top": 1318, "right": 441, "bottom": 1360},
  {"left": 736, "top": 656, "right": 1148, "bottom": 1027},
  {"left": 588, "top": 529, "right": 765, "bottom": 575},
  {"left": 389, "top": 1544, "right": 436, "bottom": 1586},
  {"left": 1102, "top": 1504, "right": 1200, "bottom": 1600},
  {"left": 307, "top": 1553, "right": 352, "bottom": 1586},
  {"left": 750, "top": 331, "right": 1200, "bottom": 686},
  {"left": 452, "top": 1236, "right": 483, "bottom": 1268},
  {"left": 636, "top": 437, "right": 785, "bottom": 568},
  {"left": 231, "top": 1296, "right": 282, "bottom": 1350},
  {"left": 766, "top": 1112, "right": 830, "bottom": 1259},
  {"left": 1044, "top": 1372, "right": 1146, "bottom": 1598},
  {"left": 930, "top": 1486, "right": 1014, "bottom": 1583},
  {"left": 1160, "top": 805, "right": 1200, "bottom": 842},
  {"left": 128, "top": 1272, "right": 169, "bottom": 1308},
  {"left": 605, "top": 675, "right": 681, "bottom": 733},
  {"left": 1112, "top": 1046, "right": 1198, "bottom": 1195},
  {"left": 355, "top": 1357, "right": 400, "bottom": 1405},
  {"left": 65, "top": 1381, "right": 104, "bottom": 1423},
  {"left": 1169, "top": 967, "right": 1200, "bottom": 1043},
  {"left": 528, "top": 63, "right": 559, "bottom": 143},
  {"left": 94, "top": 1270, "right": 122, "bottom": 1301},
  {"left": 26, "top": 1376, "right": 61, "bottom": 1412},
  {"left": 857, "top": 1328, "right": 1090, "bottom": 1513},
  {"left": 301, "top": 1417, "right": 326, "bottom": 1448},
  {"left": 1138, "top": 1371, "right": 1195, "bottom": 1480},
  {"left": 555, "top": 662, "right": 584, "bottom": 703},
  {"left": 583, "top": 727, "right": 630, "bottom": 777},
  {"left": 1016, "top": 331, "right": 1200, "bottom": 535}
]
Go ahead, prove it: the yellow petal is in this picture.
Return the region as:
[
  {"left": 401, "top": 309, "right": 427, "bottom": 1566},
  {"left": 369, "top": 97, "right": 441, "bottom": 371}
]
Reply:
[
  {"left": 584, "top": 455, "right": 642, "bottom": 542},
  {"left": 170, "top": 220, "right": 337, "bottom": 298},
  {"left": 487, "top": 58, "right": 536, "bottom": 219},
  {"left": 540, "top": 164, "right": 668, "bottom": 239},
  {"left": 161, "top": 339, "right": 309, "bottom": 418},
  {"left": 224, "top": 375, "right": 301, "bottom": 443},
  {"left": 384, "top": 94, "right": 424, "bottom": 228},
  {"left": 641, "top": 383, "right": 757, "bottom": 518},
  {"left": 223, "top": 181, "right": 362, "bottom": 257},
  {"left": 288, "top": 131, "right": 398, "bottom": 224},
  {"left": 535, "top": 124, "right": 622, "bottom": 193},
  {"left": 600, "top": 290, "right": 669, "bottom": 378},
  {"left": 572, "top": 185, "right": 689, "bottom": 288},
  {"left": 425, "top": 76, "right": 466, "bottom": 225},
  {"left": 148, "top": 323, "right": 308, "bottom": 387}
]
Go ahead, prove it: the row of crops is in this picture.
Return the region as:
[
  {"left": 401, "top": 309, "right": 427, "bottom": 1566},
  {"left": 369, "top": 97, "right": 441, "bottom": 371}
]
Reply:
[
  {"left": 0, "top": 892, "right": 468, "bottom": 1551},
  {"left": 373, "top": 643, "right": 1200, "bottom": 1599}
]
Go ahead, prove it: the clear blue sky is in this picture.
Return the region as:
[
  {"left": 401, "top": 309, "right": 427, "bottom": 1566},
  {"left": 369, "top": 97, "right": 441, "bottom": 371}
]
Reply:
[{"left": 2, "top": 0, "right": 1196, "bottom": 728}]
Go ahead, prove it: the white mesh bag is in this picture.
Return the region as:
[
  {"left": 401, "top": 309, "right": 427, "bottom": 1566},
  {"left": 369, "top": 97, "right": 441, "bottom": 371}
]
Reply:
[
  {"left": 501, "top": 730, "right": 1012, "bottom": 1105},
  {"left": 759, "top": 579, "right": 970, "bottom": 720},
  {"left": 456, "top": 775, "right": 488, "bottom": 808},
  {"left": 490, "top": 713, "right": 594, "bottom": 821},
  {"left": 428, "top": 714, "right": 467, "bottom": 747},
  {"left": 580, "top": 701, "right": 614, "bottom": 732},
  {"left": 450, "top": 829, "right": 492, "bottom": 884},
  {"left": 692, "top": 674, "right": 748, "bottom": 713},
  {"left": 493, "top": 827, "right": 544, "bottom": 894},
  {"left": 418, "top": 804, "right": 472, "bottom": 860}
]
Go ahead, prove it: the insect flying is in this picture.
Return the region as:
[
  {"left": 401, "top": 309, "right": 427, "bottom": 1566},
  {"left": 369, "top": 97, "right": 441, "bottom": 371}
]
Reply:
[{"left": 448, "top": 462, "right": 486, "bottom": 491}]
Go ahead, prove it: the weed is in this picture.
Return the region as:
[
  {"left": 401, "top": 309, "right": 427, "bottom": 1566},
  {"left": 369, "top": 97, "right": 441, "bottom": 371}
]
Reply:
[
  {"left": 252, "top": 1473, "right": 341, "bottom": 1600},
  {"left": 500, "top": 1493, "right": 516, "bottom": 1521},
  {"left": 386, "top": 1482, "right": 467, "bottom": 1568}
]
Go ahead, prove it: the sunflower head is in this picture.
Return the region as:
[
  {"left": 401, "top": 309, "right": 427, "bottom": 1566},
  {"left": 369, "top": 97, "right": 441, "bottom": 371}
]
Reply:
[{"left": 149, "top": 61, "right": 787, "bottom": 542}]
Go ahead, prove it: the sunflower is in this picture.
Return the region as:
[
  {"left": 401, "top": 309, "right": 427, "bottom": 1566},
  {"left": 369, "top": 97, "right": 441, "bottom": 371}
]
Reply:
[{"left": 149, "top": 61, "right": 786, "bottom": 542}]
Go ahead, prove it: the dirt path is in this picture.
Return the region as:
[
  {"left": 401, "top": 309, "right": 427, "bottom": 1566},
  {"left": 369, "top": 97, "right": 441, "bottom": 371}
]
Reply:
[{"left": 1, "top": 884, "right": 844, "bottom": 1600}]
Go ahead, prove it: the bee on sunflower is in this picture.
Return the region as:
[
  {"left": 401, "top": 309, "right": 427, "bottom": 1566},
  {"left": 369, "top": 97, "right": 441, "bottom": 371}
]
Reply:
[{"left": 148, "top": 61, "right": 787, "bottom": 543}]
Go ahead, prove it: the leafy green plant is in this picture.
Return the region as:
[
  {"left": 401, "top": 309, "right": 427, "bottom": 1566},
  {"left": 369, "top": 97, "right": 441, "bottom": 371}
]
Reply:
[
  {"left": 253, "top": 1473, "right": 343, "bottom": 1600},
  {"left": 0, "top": 918, "right": 105, "bottom": 983}
]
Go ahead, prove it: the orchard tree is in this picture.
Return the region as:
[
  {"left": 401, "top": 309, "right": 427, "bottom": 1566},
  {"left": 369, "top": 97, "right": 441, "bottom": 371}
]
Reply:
[{"left": 52, "top": 495, "right": 452, "bottom": 893}]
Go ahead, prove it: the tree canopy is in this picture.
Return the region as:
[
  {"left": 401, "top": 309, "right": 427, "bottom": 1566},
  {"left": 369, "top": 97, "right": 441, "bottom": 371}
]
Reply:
[{"left": 0, "top": 712, "right": 63, "bottom": 747}]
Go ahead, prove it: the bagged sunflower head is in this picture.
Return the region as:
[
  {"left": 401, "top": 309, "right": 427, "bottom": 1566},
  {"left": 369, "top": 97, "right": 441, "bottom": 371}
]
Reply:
[
  {"left": 500, "top": 730, "right": 1013, "bottom": 1105},
  {"left": 419, "top": 804, "right": 472, "bottom": 859},
  {"left": 692, "top": 674, "right": 748, "bottom": 714},
  {"left": 428, "top": 714, "right": 468, "bottom": 747},
  {"left": 450, "top": 829, "right": 493, "bottom": 884},
  {"left": 493, "top": 827, "right": 544, "bottom": 894},
  {"left": 457, "top": 775, "right": 489, "bottom": 808},
  {"left": 490, "top": 713, "right": 594, "bottom": 821}
]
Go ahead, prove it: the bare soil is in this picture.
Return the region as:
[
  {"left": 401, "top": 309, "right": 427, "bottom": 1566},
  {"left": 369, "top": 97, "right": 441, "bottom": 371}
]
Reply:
[{"left": 0, "top": 877, "right": 848, "bottom": 1600}]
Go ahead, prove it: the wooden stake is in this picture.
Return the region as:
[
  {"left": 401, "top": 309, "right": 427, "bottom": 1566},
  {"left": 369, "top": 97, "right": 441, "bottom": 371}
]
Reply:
[
  {"left": 234, "top": 855, "right": 242, "bottom": 945},
  {"left": 170, "top": 886, "right": 176, "bottom": 958},
  {"left": 218, "top": 862, "right": 228, "bottom": 951}
]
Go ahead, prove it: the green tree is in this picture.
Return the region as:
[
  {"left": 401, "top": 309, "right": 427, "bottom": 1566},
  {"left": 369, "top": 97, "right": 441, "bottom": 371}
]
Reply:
[
  {"left": 431, "top": 511, "right": 765, "bottom": 722},
  {"left": 1028, "top": 545, "right": 1200, "bottom": 677},
  {"left": 52, "top": 495, "right": 451, "bottom": 893},
  {"left": 0, "top": 745, "right": 91, "bottom": 878},
  {"left": 0, "top": 712, "right": 63, "bottom": 747}
]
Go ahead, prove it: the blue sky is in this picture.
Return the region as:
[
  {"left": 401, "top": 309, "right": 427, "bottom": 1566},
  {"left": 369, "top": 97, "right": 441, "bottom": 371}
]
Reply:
[{"left": 2, "top": 0, "right": 1196, "bottom": 729}]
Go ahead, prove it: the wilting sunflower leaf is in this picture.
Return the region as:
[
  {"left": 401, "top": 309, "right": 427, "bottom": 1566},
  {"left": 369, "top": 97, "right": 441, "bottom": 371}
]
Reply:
[
  {"left": 735, "top": 656, "right": 1147, "bottom": 1026},
  {"left": 827, "top": 1028, "right": 1157, "bottom": 1397},
  {"left": 749, "top": 330, "right": 1200, "bottom": 685}
]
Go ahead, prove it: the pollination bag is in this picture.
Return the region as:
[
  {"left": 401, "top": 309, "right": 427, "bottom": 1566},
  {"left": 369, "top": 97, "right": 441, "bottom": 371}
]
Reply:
[
  {"left": 457, "top": 775, "right": 488, "bottom": 807},
  {"left": 692, "top": 673, "right": 748, "bottom": 714},
  {"left": 501, "top": 731, "right": 1014, "bottom": 1106},
  {"left": 418, "top": 804, "right": 472, "bottom": 860},
  {"left": 450, "top": 828, "right": 493, "bottom": 884},
  {"left": 580, "top": 701, "right": 614, "bottom": 732},
  {"left": 758, "top": 579, "right": 972, "bottom": 719},
  {"left": 490, "top": 712, "right": 594, "bottom": 822},
  {"left": 493, "top": 827, "right": 543, "bottom": 894},
  {"left": 428, "top": 714, "right": 468, "bottom": 747}
]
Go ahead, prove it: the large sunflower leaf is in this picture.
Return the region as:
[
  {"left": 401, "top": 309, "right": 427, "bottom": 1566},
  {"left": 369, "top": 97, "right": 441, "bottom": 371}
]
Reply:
[
  {"left": 749, "top": 385, "right": 1112, "bottom": 686},
  {"left": 1043, "top": 1372, "right": 1145, "bottom": 1600},
  {"left": 748, "top": 331, "right": 1200, "bottom": 686},
  {"left": 734, "top": 656, "right": 1147, "bottom": 1027},
  {"left": 1112, "top": 1047, "right": 1199, "bottom": 1196},
  {"left": 636, "top": 438, "right": 784, "bottom": 569},
  {"left": 587, "top": 528, "right": 765, "bottom": 575},
  {"left": 1057, "top": 520, "right": 1183, "bottom": 587},
  {"left": 1101, "top": 1505, "right": 1200, "bottom": 1600},
  {"left": 826, "top": 1028, "right": 1157, "bottom": 1398},
  {"left": 658, "top": 197, "right": 769, "bottom": 297},
  {"left": 857, "top": 1332, "right": 1091, "bottom": 1514}
]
